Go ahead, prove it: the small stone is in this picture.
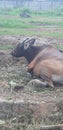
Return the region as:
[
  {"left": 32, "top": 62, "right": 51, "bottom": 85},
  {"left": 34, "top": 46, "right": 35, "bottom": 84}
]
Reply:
[
  {"left": 9, "top": 81, "right": 16, "bottom": 87},
  {"left": 0, "top": 120, "right": 5, "bottom": 125},
  {"left": 12, "top": 117, "right": 17, "bottom": 123}
]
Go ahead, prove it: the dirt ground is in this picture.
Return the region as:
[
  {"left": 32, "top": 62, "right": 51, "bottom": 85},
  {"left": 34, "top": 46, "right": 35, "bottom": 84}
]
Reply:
[{"left": 0, "top": 35, "right": 63, "bottom": 129}]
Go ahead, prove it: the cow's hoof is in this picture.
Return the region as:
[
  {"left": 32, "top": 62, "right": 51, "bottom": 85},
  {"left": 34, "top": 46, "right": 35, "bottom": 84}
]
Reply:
[{"left": 28, "top": 79, "right": 48, "bottom": 88}]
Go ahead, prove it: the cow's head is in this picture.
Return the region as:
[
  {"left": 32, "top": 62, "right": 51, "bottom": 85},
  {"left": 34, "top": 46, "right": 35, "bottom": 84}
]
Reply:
[{"left": 11, "top": 38, "right": 35, "bottom": 58}]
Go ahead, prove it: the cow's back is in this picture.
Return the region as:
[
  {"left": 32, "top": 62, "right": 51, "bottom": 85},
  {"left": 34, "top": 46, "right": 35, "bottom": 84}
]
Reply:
[
  {"left": 28, "top": 46, "right": 63, "bottom": 70},
  {"left": 28, "top": 46, "right": 63, "bottom": 82}
]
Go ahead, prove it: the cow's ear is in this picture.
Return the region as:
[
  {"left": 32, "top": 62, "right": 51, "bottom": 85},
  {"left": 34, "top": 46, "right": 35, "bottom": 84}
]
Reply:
[{"left": 24, "top": 39, "right": 35, "bottom": 50}]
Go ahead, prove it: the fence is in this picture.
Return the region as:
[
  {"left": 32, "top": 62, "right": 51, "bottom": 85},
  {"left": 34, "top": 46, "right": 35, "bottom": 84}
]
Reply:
[{"left": 0, "top": 0, "right": 63, "bottom": 11}]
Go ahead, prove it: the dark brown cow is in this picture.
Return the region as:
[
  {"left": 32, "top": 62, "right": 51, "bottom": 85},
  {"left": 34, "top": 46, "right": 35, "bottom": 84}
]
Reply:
[{"left": 11, "top": 38, "right": 63, "bottom": 87}]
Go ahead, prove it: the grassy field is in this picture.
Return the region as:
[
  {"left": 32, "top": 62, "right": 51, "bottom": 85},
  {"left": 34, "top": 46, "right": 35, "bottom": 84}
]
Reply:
[
  {"left": 0, "top": 7, "right": 63, "bottom": 130},
  {"left": 0, "top": 7, "right": 63, "bottom": 37}
]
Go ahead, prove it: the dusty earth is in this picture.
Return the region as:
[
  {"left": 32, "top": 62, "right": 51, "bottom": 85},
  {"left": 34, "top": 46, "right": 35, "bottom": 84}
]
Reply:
[{"left": 0, "top": 35, "right": 63, "bottom": 130}]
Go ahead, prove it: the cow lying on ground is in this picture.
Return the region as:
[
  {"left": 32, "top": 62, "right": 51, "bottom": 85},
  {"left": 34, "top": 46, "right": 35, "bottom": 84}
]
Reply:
[{"left": 11, "top": 38, "right": 63, "bottom": 87}]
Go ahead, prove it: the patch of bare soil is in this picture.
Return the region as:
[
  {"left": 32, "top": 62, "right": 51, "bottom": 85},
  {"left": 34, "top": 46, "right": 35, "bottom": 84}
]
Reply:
[{"left": 0, "top": 35, "right": 63, "bottom": 130}]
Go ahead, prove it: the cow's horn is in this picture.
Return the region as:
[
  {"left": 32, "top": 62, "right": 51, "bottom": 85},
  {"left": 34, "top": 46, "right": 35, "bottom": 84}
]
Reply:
[{"left": 23, "top": 38, "right": 29, "bottom": 43}]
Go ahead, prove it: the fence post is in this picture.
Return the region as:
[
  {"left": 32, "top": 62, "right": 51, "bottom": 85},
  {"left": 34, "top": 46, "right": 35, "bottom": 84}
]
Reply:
[{"left": 39, "top": 0, "right": 42, "bottom": 11}]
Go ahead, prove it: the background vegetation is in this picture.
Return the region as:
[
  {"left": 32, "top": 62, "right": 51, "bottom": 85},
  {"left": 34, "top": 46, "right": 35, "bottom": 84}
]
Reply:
[{"left": 0, "top": 6, "right": 63, "bottom": 38}]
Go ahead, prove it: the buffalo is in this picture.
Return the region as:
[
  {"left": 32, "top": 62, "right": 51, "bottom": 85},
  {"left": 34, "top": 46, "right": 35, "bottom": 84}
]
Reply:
[{"left": 11, "top": 38, "right": 63, "bottom": 87}]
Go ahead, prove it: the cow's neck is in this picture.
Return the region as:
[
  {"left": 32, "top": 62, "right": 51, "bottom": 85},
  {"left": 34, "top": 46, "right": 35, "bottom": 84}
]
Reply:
[{"left": 24, "top": 46, "right": 42, "bottom": 63}]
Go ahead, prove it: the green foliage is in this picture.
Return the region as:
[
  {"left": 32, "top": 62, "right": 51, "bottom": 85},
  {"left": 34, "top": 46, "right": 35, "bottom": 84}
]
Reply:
[
  {"left": 0, "top": 6, "right": 63, "bottom": 16},
  {"left": 54, "top": 6, "right": 63, "bottom": 16},
  {"left": 21, "top": 8, "right": 31, "bottom": 14},
  {"left": 0, "top": 7, "right": 32, "bottom": 16}
]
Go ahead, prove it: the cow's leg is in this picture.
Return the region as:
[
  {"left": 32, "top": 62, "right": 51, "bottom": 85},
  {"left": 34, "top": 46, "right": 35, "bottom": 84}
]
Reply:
[
  {"left": 28, "top": 79, "right": 54, "bottom": 88},
  {"left": 41, "top": 72, "right": 54, "bottom": 88}
]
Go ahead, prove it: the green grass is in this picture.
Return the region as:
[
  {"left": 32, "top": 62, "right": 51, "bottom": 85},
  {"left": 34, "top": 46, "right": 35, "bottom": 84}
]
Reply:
[
  {"left": 0, "top": 7, "right": 63, "bottom": 37},
  {"left": 0, "top": 16, "right": 63, "bottom": 28},
  {"left": 0, "top": 44, "right": 13, "bottom": 50},
  {"left": 55, "top": 44, "right": 63, "bottom": 50}
]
